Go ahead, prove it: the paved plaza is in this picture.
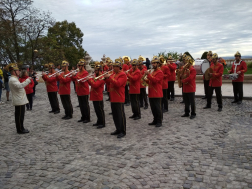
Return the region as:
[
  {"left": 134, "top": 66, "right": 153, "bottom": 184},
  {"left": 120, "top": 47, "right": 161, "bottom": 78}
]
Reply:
[{"left": 0, "top": 83, "right": 252, "bottom": 189}]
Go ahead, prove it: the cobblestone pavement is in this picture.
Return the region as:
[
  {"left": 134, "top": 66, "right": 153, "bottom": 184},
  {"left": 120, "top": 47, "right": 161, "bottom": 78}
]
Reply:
[{"left": 0, "top": 84, "right": 252, "bottom": 189}]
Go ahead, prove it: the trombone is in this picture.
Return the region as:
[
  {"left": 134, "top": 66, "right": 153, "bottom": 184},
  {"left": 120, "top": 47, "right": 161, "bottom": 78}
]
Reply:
[
  {"left": 77, "top": 73, "right": 95, "bottom": 83},
  {"left": 94, "top": 70, "right": 113, "bottom": 81},
  {"left": 125, "top": 68, "right": 132, "bottom": 74},
  {"left": 64, "top": 69, "right": 79, "bottom": 77},
  {"left": 48, "top": 69, "right": 62, "bottom": 78}
]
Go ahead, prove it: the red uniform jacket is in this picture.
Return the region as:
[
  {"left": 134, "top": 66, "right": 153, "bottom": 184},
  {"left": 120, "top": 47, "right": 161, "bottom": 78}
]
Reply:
[
  {"left": 167, "top": 63, "right": 177, "bottom": 81},
  {"left": 108, "top": 71, "right": 127, "bottom": 103},
  {"left": 229, "top": 60, "right": 247, "bottom": 82},
  {"left": 209, "top": 62, "right": 224, "bottom": 87},
  {"left": 147, "top": 69, "right": 164, "bottom": 98},
  {"left": 182, "top": 66, "right": 196, "bottom": 93},
  {"left": 160, "top": 65, "right": 170, "bottom": 89},
  {"left": 143, "top": 65, "right": 147, "bottom": 70},
  {"left": 88, "top": 77, "right": 105, "bottom": 101},
  {"left": 139, "top": 67, "right": 147, "bottom": 88},
  {"left": 71, "top": 70, "right": 90, "bottom": 96},
  {"left": 127, "top": 69, "right": 141, "bottom": 94},
  {"left": 19, "top": 76, "right": 34, "bottom": 94},
  {"left": 103, "top": 65, "right": 109, "bottom": 72},
  {"left": 129, "top": 64, "right": 132, "bottom": 69},
  {"left": 57, "top": 71, "right": 72, "bottom": 95},
  {"left": 42, "top": 73, "right": 58, "bottom": 92},
  {"left": 122, "top": 64, "right": 129, "bottom": 71}
]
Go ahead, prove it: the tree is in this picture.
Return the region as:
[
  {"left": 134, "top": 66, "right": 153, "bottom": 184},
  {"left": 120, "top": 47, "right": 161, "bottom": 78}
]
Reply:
[
  {"left": 156, "top": 51, "right": 181, "bottom": 60},
  {"left": 46, "top": 20, "right": 85, "bottom": 67}
]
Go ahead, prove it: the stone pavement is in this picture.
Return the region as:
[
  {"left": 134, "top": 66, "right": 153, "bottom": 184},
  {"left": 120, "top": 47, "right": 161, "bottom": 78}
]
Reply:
[{"left": 0, "top": 83, "right": 252, "bottom": 189}]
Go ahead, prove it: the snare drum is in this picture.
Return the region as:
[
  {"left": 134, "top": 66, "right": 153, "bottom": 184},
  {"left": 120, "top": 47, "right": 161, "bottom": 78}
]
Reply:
[
  {"left": 223, "top": 73, "right": 238, "bottom": 80},
  {"left": 194, "top": 59, "right": 210, "bottom": 74}
]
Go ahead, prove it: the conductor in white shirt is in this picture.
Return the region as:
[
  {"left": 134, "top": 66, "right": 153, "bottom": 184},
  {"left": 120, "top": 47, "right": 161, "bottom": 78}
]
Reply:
[{"left": 8, "top": 63, "right": 32, "bottom": 134}]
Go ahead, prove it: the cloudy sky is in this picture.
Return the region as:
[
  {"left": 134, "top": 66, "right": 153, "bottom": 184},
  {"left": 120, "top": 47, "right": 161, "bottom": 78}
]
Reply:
[{"left": 33, "top": 0, "right": 252, "bottom": 61}]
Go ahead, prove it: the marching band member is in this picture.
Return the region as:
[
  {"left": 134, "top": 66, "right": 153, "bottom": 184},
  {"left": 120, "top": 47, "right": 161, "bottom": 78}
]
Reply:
[
  {"left": 144, "top": 56, "right": 164, "bottom": 127},
  {"left": 203, "top": 53, "right": 223, "bottom": 111},
  {"left": 158, "top": 55, "right": 170, "bottom": 112},
  {"left": 104, "top": 59, "right": 127, "bottom": 138},
  {"left": 202, "top": 51, "right": 213, "bottom": 99},
  {"left": 138, "top": 58, "right": 148, "bottom": 109},
  {"left": 42, "top": 63, "right": 60, "bottom": 114},
  {"left": 72, "top": 59, "right": 90, "bottom": 123},
  {"left": 122, "top": 57, "right": 130, "bottom": 106},
  {"left": 88, "top": 65, "right": 106, "bottom": 128},
  {"left": 127, "top": 59, "right": 141, "bottom": 120},
  {"left": 181, "top": 57, "right": 196, "bottom": 119},
  {"left": 105, "top": 60, "right": 114, "bottom": 115},
  {"left": 167, "top": 55, "right": 177, "bottom": 101},
  {"left": 8, "top": 63, "right": 32, "bottom": 134},
  {"left": 228, "top": 51, "right": 247, "bottom": 104},
  {"left": 56, "top": 60, "right": 73, "bottom": 119},
  {"left": 178, "top": 54, "right": 187, "bottom": 103}
]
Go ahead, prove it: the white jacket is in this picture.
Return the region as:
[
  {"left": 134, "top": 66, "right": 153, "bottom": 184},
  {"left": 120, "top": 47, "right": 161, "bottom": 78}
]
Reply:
[{"left": 9, "top": 75, "right": 31, "bottom": 106}]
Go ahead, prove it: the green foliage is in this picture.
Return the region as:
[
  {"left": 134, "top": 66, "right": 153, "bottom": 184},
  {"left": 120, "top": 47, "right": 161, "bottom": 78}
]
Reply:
[
  {"left": 201, "top": 51, "right": 208, "bottom": 59},
  {"left": 156, "top": 51, "right": 180, "bottom": 60},
  {"left": 247, "top": 62, "right": 252, "bottom": 68}
]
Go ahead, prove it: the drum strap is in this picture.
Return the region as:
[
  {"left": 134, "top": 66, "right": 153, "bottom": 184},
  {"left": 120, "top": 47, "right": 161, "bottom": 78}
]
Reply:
[{"left": 234, "top": 60, "right": 242, "bottom": 73}]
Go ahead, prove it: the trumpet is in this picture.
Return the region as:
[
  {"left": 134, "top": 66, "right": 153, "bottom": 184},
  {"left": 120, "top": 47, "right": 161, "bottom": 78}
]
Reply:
[
  {"left": 35, "top": 71, "right": 49, "bottom": 78},
  {"left": 125, "top": 68, "right": 132, "bottom": 74},
  {"left": 94, "top": 70, "right": 113, "bottom": 81},
  {"left": 49, "top": 69, "right": 62, "bottom": 78},
  {"left": 77, "top": 73, "right": 95, "bottom": 83},
  {"left": 64, "top": 69, "right": 79, "bottom": 77}
]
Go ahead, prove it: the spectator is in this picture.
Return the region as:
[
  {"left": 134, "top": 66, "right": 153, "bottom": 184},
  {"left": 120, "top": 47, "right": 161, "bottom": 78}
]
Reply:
[
  {"left": 20, "top": 70, "right": 34, "bottom": 110},
  {"left": 3, "top": 65, "right": 11, "bottom": 101},
  {"left": 29, "top": 69, "right": 37, "bottom": 97},
  {"left": 0, "top": 75, "right": 3, "bottom": 104},
  {"left": 55, "top": 65, "right": 60, "bottom": 89},
  {"left": 145, "top": 58, "right": 150, "bottom": 69}
]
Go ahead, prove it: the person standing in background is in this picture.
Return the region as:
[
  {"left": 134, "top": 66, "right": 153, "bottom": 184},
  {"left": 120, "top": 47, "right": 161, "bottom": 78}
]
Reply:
[{"left": 3, "top": 65, "right": 11, "bottom": 101}]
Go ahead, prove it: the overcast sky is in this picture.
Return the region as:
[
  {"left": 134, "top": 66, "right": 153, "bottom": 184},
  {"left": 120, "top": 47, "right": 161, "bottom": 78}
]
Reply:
[{"left": 33, "top": 0, "right": 252, "bottom": 61}]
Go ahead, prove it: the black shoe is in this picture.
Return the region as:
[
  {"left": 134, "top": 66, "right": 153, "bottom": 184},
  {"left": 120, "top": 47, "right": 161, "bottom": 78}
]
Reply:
[
  {"left": 49, "top": 110, "right": 54, "bottom": 113},
  {"left": 93, "top": 123, "right": 99, "bottom": 126},
  {"left": 26, "top": 109, "right": 30, "bottom": 111},
  {"left": 78, "top": 119, "right": 83, "bottom": 122},
  {"left": 180, "top": 101, "right": 184, "bottom": 103},
  {"left": 144, "top": 106, "right": 148, "bottom": 109},
  {"left": 163, "top": 109, "right": 168, "bottom": 113},
  {"left": 76, "top": 105, "right": 80, "bottom": 107},
  {"left": 106, "top": 99, "right": 110, "bottom": 101},
  {"left": 129, "top": 115, "right": 135, "bottom": 118},
  {"left": 155, "top": 123, "right": 162, "bottom": 127},
  {"left": 109, "top": 112, "right": 113, "bottom": 115},
  {"left": 148, "top": 121, "right": 157, "bottom": 125},
  {"left": 134, "top": 116, "right": 141, "bottom": 120},
  {"left": 83, "top": 120, "right": 90, "bottom": 123},
  {"left": 111, "top": 130, "right": 120, "bottom": 135},
  {"left": 23, "top": 129, "right": 30, "bottom": 133},
  {"left": 54, "top": 110, "right": 60, "bottom": 114},
  {"left": 170, "top": 98, "right": 174, "bottom": 101},
  {"left": 117, "top": 133, "right": 126, "bottom": 138},
  {"left": 190, "top": 115, "right": 196, "bottom": 119},
  {"left": 140, "top": 105, "right": 143, "bottom": 108},
  {"left": 203, "top": 106, "right": 211, "bottom": 109},
  {"left": 202, "top": 97, "right": 207, "bottom": 99},
  {"left": 218, "top": 108, "right": 222, "bottom": 112},
  {"left": 97, "top": 125, "right": 105, "bottom": 129},
  {"left": 181, "top": 114, "right": 189, "bottom": 117},
  {"left": 237, "top": 101, "right": 242, "bottom": 105},
  {"left": 62, "top": 115, "right": 67, "bottom": 119},
  {"left": 125, "top": 103, "right": 130, "bottom": 106},
  {"left": 231, "top": 100, "right": 238, "bottom": 103},
  {"left": 63, "top": 116, "right": 72, "bottom": 120}
]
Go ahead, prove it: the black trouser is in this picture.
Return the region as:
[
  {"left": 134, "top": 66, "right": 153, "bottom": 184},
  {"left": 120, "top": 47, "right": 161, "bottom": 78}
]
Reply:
[
  {"left": 48, "top": 92, "right": 60, "bottom": 112},
  {"left": 207, "top": 86, "right": 222, "bottom": 108},
  {"left": 60, "top": 95, "right": 73, "bottom": 117},
  {"left": 73, "top": 81, "right": 76, "bottom": 92},
  {"left": 183, "top": 92, "right": 196, "bottom": 116},
  {"left": 111, "top": 103, "right": 126, "bottom": 134},
  {"left": 167, "top": 81, "right": 175, "bottom": 99},
  {"left": 130, "top": 94, "right": 141, "bottom": 117},
  {"left": 232, "top": 82, "right": 243, "bottom": 102},
  {"left": 78, "top": 95, "right": 90, "bottom": 121},
  {"left": 107, "top": 92, "right": 110, "bottom": 100},
  {"left": 140, "top": 88, "right": 148, "bottom": 107},
  {"left": 33, "top": 85, "right": 36, "bottom": 96},
  {"left": 204, "top": 80, "right": 210, "bottom": 98},
  {"left": 93, "top": 101, "right": 105, "bottom": 126},
  {"left": 181, "top": 84, "right": 185, "bottom": 102},
  {"left": 15, "top": 105, "right": 25, "bottom": 132},
  {"left": 149, "top": 98, "right": 163, "bottom": 124},
  {"left": 162, "top": 89, "right": 168, "bottom": 110},
  {"left": 125, "top": 84, "right": 130, "bottom": 103},
  {"left": 26, "top": 93, "right": 33, "bottom": 110}
]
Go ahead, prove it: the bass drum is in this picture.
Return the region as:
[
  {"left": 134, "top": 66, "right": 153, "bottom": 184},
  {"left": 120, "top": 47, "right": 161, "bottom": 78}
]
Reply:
[{"left": 193, "top": 59, "right": 210, "bottom": 74}]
